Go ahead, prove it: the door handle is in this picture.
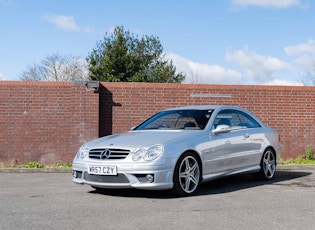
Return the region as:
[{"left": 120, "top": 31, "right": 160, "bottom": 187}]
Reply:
[{"left": 244, "top": 133, "right": 250, "bottom": 138}]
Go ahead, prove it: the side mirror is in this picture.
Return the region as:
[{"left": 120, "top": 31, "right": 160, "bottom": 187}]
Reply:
[{"left": 212, "top": 125, "right": 231, "bottom": 135}]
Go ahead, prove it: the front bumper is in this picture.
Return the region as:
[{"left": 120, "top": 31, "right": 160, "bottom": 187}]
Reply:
[{"left": 72, "top": 161, "right": 174, "bottom": 190}]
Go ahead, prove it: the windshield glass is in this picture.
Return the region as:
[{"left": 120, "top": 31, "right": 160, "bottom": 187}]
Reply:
[{"left": 135, "top": 109, "right": 213, "bottom": 130}]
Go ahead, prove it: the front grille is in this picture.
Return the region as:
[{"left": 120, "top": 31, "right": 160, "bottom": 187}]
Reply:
[
  {"left": 89, "top": 148, "right": 130, "bottom": 160},
  {"left": 84, "top": 172, "right": 129, "bottom": 183}
]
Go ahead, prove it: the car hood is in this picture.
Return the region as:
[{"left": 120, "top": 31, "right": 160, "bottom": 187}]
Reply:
[{"left": 85, "top": 130, "right": 200, "bottom": 150}]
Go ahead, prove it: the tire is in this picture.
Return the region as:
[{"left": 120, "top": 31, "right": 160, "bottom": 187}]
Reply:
[
  {"left": 172, "top": 152, "right": 201, "bottom": 196},
  {"left": 255, "top": 148, "right": 276, "bottom": 180}
]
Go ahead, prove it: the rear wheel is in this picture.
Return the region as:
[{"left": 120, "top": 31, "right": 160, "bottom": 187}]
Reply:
[
  {"left": 172, "top": 152, "right": 201, "bottom": 196},
  {"left": 256, "top": 148, "right": 276, "bottom": 180}
]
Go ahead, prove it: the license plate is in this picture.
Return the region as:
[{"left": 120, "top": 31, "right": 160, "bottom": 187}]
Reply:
[{"left": 88, "top": 165, "right": 117, "bottom": 175}]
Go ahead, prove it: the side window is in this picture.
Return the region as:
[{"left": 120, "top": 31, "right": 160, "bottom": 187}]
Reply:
[
  {"left": 237, "top": 111, "right": 261, "bottom": 128},
  {"left": 213, "top": 109, "right": 261, "bottom": 130},
  {"left": 213, "top": 110, "right": 234, "bottom": 129}
]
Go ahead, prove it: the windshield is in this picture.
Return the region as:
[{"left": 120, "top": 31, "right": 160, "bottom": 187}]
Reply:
[{"left": 134, "top": 109, "right": 213, "bottom": 130}]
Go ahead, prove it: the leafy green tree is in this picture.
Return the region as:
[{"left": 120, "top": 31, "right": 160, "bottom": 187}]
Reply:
[{"left": 87, "top": 26, "right": 185, "bottom": 83}]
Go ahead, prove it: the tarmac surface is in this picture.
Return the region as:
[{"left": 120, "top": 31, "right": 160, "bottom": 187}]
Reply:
[{"left": 0, "top": 165, "right": 315, "bottom": 230}]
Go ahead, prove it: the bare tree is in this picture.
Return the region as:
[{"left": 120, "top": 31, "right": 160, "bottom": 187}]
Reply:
[
  {"left": 299, "top": 60, "right": 315, "bottom": 86},
  {"left": 20, "top": 53, "right": 89, "bottom": 82},
  {"left": 299, "top": 70, "right": 315, "bottom": 86}
]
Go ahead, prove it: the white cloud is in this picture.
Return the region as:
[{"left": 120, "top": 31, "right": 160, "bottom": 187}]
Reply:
[
  {"left": 226, "top": 46, "right": 294, "bottom": 83},
  {"left": 43, "top": 14, "right": 81, "bottom": 32},
  {"left": 284, "top": 40, "right": 315, "bottom": 68},
  {"left": 166, "top": 53, "right": 243, "bottom": 84},
  {"left": 293, "top": 55, "right": 315, "bottom": 68},
  {"left": 167, "top": 51, "right": 300, "bottom": 85},
  {"left": 284, "top": 39, "right": 315, "bottom": 56},
  {"left": 231, "top": 0, "right": 302, "bottom": 8},
  {"left": 263, "top": 79, "right": 303, "bottom": 86},
  {"left": 0, "top": 73, "right": 7, "bottom": 80}
]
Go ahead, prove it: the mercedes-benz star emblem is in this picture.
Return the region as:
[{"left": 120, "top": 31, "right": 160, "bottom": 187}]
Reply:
[{"left": 100, "top": 149, "right": 111, "bottom": 159}]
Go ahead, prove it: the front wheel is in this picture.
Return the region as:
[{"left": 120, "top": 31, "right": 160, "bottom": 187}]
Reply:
[
  {"left": 255, "top": 148, "right": 276, "bottom": 180},
  {"left": 172, "top": 152, "right": 201, "bottom": 196}
]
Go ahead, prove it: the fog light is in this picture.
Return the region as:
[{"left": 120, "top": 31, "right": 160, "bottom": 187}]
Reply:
[
  {"left": 146, "top": 174, "right": 154, "bottom": 183},
  {"left": 73, "top": 170, "right": 77, "bottom": 178}
]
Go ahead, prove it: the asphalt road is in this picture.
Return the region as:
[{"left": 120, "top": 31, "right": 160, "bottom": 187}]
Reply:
[{"left": 1, "top": 167, "right": 315, "bottom": 230}]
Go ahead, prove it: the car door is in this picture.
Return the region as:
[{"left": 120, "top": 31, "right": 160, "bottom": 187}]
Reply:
[
  {"left": 204, "top": 109, "right": 256, "bottom": 175},
  {"left": 235, "top": 110, "right": 263, "bottom": 166}
]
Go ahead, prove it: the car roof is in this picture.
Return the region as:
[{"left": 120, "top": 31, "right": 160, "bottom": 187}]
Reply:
[
  {"left": 164, "top": 105, "right": 243, "bottom": 111},
  {"left": 163, "top": 105, "right": 265, "bottom": 127}
]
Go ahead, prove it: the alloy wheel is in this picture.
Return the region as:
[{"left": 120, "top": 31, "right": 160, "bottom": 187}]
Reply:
[
  {"left": 178, "top": 155, "right": 200, "bottom": 194},
  {"left": 262, "top": 149, "right": 276, "bottom": 179}
]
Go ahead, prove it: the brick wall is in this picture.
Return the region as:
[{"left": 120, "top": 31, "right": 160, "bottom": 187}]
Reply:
[
  {"left": 1, "top": 81, "right": 314, "bottom": 165},
  {"left": 100, "top": 82, "right": 315, "bottom": 159},
  {"left": 0, "top": 81, "right": 99, "bottom": 165}
]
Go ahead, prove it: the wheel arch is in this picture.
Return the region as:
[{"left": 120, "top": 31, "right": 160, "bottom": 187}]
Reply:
[
  {"left": 264, "top": 145, "right": 278, "bottom": 164},
  {"left": 177, "top": 149, "right": 203, "bottom": 182},
  {"left": 171, "top": 149, "right": 203, "bottom": 196}
]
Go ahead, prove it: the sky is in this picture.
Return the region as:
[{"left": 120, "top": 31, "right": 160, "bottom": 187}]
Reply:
[{"left": 1, "top": 0, "right": 315, "bottom": 85}]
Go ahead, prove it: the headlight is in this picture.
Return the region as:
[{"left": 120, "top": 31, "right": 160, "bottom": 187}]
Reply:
[
  {"left": 132, "top": 145, "right": 164, "bottom": 161},
  {"left": 76, "top": 144, "right": 89, "bottom": 160}
]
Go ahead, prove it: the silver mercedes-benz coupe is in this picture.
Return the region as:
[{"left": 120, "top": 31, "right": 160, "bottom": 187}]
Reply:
[{"left": 72, "top": 105, "right": 280, "bottom": 196}]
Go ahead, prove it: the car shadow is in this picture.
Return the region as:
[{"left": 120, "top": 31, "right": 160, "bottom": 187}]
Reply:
[
  {"left": 89, "top": 170, "right": 312, "bottom": 199},
  {"left": 197, "top": 170, "right": 312, "bottom": 196}
]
